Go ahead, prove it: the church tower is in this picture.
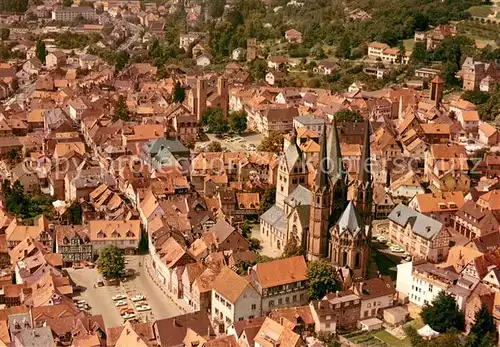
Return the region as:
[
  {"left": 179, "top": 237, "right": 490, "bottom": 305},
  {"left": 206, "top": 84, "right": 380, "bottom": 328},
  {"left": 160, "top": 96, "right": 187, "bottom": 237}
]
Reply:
[
  {"left": 307, "top": 126, "right": 331, "bottom": 261},
  {"left": 327, "top": 117, "right": 348, "bottom": 226},
  {"left": 329, "top": 201, "right": 371, "bottom": 279},
  {"left": 275, "top": 128, "right": 308, "bottom": 208},
  {"left": 353, "top": 121, "right": 373, "bottom": 225}
]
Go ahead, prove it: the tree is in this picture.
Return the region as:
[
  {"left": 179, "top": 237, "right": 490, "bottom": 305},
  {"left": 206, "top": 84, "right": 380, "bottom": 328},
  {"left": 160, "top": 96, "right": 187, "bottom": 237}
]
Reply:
[
  {"left": 307, "top": 260, "right": 340, "bottom": 300},
  {"left": 113, "top": 95, "right": 130, "bottom": 121},
  {"left": 259, "top": 187, "right": 275, "bottom": 213},
  {"left": 336, "top": 34, "right": 351, "bottom": 59},
  {"left": 97, "top": 246, "right": 125, "bottom": 280},
  {"left": 63, "top": 0, "right": 72, "bottom": 6},
  {"left": 465, "top": 304, "right": 497, "bottom": 347},
  {"left": 411, "top": 42, "right": 427, "bottom": 64},
  {"left": 398, "top": 41, "right": 406, "bottom": 64},
  {"left": 461, "top": 90, "right": 490, "bottom": 105},
  {"left": 35, "top": 40, "right": 46, "bottom": 64},
  {"left": 240, "top": 220, "right": 251, "bottom": 238},
  {"left": 249, "top": 59, "right": 267, "bottom": 80},
  {"left": 282, "top": 234, "right": 303, "bottom": 258},
  {"left": 115, "top": 50, "right": 129, "bottom": 71},
  {"left": 10, "top": 79, "right": 18, "bottom": 92},
  {"left": 206, "top": 141, "right": 223, "bottom": 152},
  {"left": 67, "top": 203, "right": 82, "bottom": 224},
  {"left": 202, "top": 108, "right": 229, "bottom": 135},
  {"left": 421, "top": 291, "right": 464, "bottom": 333},
  {"left": 229, "top": 110, "right": 247, "bottom": 134},
  {"left": 0, "top": 28, "right": 9, "bottom": 41},
  {"left": 335, "top": 110, "right": 363, "bottom": 122},
  {"left": 173, "top": 82, "right": 185, "bottom": 103},
  {"left": 258, "top": 134, "right": 284, "bottom": 152},
  {"left": 249, "top": 237, "right": 261, "bottom": 251},
  {"left": 209, "top": 0, "right": 226, "bottom": 18},
  {"left": 138, "top": 231, "right": 148, "bottom": 254}
]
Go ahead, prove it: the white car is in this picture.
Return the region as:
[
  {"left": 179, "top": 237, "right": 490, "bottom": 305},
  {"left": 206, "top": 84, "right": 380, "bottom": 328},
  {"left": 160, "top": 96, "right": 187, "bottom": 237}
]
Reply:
[
  {"left": 123, "top": 313, "right": 136, "bottom": 320},
  {"left": 377, "top": 236, "right": 388, "bottom": 244},
  {"left": 112, "top": 294, "right": 127, "bottom": 301},
  {"left": 131, "top": 295, "right": 145, "bottom": 302},
  {"left": 136, "top": 305, "right": 151, "bottom": 312},
  {"left": 115, "top": 300, "right": 127, "bottom": 307},
  {"left": 77, "top": 300, "right": 86, "bottom": 304},
  {"left": 390, "top": 246, "right": 405, "bottom": 253}
]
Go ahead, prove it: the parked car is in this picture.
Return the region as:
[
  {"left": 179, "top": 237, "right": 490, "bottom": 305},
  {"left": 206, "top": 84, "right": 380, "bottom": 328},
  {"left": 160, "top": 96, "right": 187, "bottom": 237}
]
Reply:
[
  {"left": 377, "top": 236, "right": 388, "bottom": 244},
  {"left": 115, "top": 300, "right": 127, "bottom": 307},
  {"left": 136, "top": 305, "right": 151, "bottom": 312},
  {"left": 72, "top": 263, "right": 83, "bottom": 269},
  {"left": 390, "top": 245, "right": 405, "bottom": 253},
  {"left": 131, "top": 294, "right": 145, "bottom": 302},
  {"left": 123, "top": 313, "right": 136, "bottom": 320},
  {"left": 112, "top": 294, "right": 127, "bottom": 301}
]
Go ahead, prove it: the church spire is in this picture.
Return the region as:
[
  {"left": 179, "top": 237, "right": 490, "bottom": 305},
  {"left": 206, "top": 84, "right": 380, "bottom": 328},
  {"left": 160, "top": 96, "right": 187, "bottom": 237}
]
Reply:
[
  {"left": 315, "top": 125, "right": 329, "bottom": 189},
  {"left": 358, "top": 120, "right": 371, "bottom": 184},
  {"left": 327, "top": 116, "right": 343, "bottom": 182}
]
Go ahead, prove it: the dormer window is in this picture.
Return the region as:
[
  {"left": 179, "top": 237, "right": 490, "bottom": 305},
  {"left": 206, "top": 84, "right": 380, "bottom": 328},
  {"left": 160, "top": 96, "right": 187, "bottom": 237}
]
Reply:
[
  {"left": 111, "top": 231, "right": 120, "bottom": 238},
  {"left": 126, "top": 231, "right": 134, "bottom": 237}
]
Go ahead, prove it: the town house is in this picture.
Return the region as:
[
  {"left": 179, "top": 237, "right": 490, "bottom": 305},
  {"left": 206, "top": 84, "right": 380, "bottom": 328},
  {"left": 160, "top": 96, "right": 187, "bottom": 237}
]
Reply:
[
  {"left": 409, "top": 191, "right": 465, "bottom": 227},
  {"left": 309, "top": 291, "right": 361, "bottom": 333},
  {"left": 353, "top": 276, "right": 395, "bottom": 319},
  {"left": 211, "top": 267, "right": 262, "bottom": 333},
  {"left": 88, "top": 220, "right": 140, "bottom": 255},
  {"left": 249, "top": 256, "right": 309, "bottom": 313},
  {"left": 388, "top": 204, "right": 451, "bottom": 262},
  {"left": 54, "top": 225, "right": 92, "bottom": 267}
]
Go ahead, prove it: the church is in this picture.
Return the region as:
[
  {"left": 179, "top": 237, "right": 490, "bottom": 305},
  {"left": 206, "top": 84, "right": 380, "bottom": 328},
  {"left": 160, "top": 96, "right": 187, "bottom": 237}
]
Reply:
[{"left": 260, "top": 118, "right": 373, "bottom": 279}]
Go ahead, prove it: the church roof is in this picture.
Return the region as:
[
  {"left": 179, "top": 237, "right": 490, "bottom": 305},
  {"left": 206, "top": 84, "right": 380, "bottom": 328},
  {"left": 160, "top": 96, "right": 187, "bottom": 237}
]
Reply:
[
  {"left": 284, "top": 185, "right": 311, "bottom": 207},
  {"left": 284, "top": 129, "right": 306, "bottom": 170},
  {"left": 260, "top": 205, "right": 286, "bottom": 232},
  {"left": 358, "top": 120, "right": 371, "bottom": 184},
  {"left": 328, "top": 117, "right": 343, "bottom": 182},
  {"left": 336, "top": 201, "right": 365, "bottom": 236}
]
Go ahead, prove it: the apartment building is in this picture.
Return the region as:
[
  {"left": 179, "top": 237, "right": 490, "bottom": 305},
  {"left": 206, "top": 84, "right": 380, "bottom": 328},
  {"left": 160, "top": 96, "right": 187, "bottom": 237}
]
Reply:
[
  {"left": 52, "top": 7, "right": 97, "bottom": 21},
  {"left": 388, "top": 204, "right": 451, "bottom": 262},
  {"left": 353, "top": 276, "right": 396, "bottom": 319},
  {"left": 309, "top": 291, "right": 361, "bottom": 333}
]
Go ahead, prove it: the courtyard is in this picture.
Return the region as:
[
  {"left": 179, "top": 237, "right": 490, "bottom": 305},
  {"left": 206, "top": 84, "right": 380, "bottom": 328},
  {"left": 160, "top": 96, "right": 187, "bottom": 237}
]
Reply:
[{"left": 67, "top": 255, "right": 182, "bottom": 327}]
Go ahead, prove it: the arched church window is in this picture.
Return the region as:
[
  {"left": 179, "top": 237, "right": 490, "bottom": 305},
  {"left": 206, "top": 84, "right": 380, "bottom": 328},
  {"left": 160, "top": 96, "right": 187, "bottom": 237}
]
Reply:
[
  {"left": 355, "top": 252, "right": 361, "bottom": 269},
  {"left": 342, "top": 252, "right": 347, "bottom": 266}
]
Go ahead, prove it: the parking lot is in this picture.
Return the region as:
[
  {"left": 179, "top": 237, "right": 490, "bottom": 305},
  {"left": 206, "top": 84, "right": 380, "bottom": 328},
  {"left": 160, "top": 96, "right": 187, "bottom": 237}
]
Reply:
[
  {"left": 197, "top": 133, "right": 263, "bottom": 152},
  {"left": 67, "top": 255, "right": 182, "bottom": 328}
]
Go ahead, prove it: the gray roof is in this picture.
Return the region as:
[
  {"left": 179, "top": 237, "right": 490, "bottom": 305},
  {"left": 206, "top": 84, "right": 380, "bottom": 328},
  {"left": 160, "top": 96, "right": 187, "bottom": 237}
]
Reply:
[
  {"left": 284, "top": 141, "right": 305, "bottom": 170},
  {"left": 260, "top": 205, "right": 286, "bottom": 232},
  {"left": 16, "top": 327, "right": 55, "bottom": 347},
  {"left": 294, "top": 115, "right": 325, "bottom": 125},
  {"left": 335, "top": 201, "right": 365, "bottom": 236},
  {"left": 284, "top": 185, "right": 311, "bottom": 207},
  {"left": 388, "top": 204, "right": 443, "bottom": 241}
]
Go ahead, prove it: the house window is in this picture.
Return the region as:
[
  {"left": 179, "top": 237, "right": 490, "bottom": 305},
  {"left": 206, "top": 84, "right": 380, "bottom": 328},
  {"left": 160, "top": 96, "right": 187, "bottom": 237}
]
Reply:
[
  {"left": 293, "top": 295, "right": 297, "bottom": 302},
  {"left": 251, "top": 304, "right": 256, "bottom": 310},
  {"left": 278, "top": 298, "right": 283, "bottom": 305},
  {"left": 428, "top": 284, "right": 433, "bottom": 292},
  {"left": 269, "top": 300, "right": 275, "bottom": 307},
  {"left": 285, "top": 297, "right": 290, "bottom": 303}
]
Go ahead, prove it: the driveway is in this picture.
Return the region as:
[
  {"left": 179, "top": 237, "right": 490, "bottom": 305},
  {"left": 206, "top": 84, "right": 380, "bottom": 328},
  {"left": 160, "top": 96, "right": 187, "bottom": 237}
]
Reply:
[{"left": 67, "top": 255, "right": 182, "bottom": 328}]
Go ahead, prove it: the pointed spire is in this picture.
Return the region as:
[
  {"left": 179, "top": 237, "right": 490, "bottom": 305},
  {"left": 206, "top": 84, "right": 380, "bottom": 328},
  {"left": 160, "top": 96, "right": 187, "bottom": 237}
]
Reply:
[
  {"left": 315, "top": 125, "right": 329, "bottom": 189},
  {"left": 327, "top": 117, "right": 343, "bottom": 181},
  {"left": 358, "top": 120, "right": 371, "bottom": 184}
]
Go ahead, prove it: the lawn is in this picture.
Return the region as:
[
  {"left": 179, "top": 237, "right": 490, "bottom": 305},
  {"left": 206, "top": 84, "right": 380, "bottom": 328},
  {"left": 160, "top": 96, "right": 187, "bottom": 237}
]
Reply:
[
  {"left": 403, "top": 39, "right": 415, "bottom": 52},
  {"left": 468, "top": 5, "right": 493, "bottom": 17},
  {"left": 373, "top": 330, "right": 412, "bottom": 347},
  {"left": 368, "top": 245, "right": 400, "bottom": 281}
]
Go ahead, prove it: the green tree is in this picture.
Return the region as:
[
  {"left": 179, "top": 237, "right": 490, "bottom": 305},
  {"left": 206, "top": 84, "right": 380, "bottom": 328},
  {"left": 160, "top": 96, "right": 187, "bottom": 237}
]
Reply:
[
  {"left": 257, "top": 134, "right": 284, "bottom": 152},
  {"left": 115, "top": 50, "right": 129, "bottom": 71},
  {"left": 113, "top": 95, "right": 130, "bottom": 121},
  {"left": 259, "top": 187, "right": 275, "bottom": 213},
  {"left": 461, "top": 90, "right": 490, "bottom": 105},
  {"left": 421, "top": 291, "right": 464, "bottom": 333},
  {"left": 35, "top": 40, "right": 46, "bottom": 64},
  {"left": 465, "top": 304, "right": 497, "bottom": 347},
  {"left": 249, "top": 59, "right": 267, "bottom": 80},
  {"left": 67, "top": 203, "right": 82, "bottom": 224},
  {"left": 209, "top": 0, "right": 226, "bottom": 18},
  {"left": 282, "top": 234, "right": 303, "bottom": 258},
  {"left": 206, "top": 141, "right": 223, "bottom": 152},
  {"left": 307, "top": 260, "right": 340, "bottom": 300},
  {"left": 202, "top": 108, "right": 229, "bottom": 135},
  {"left": 138, "top": 231, "right": 148, "bottom": 254},
  {"left": 316, "top": 332, "right": 340, "bottom": 347},
  {"left": 0, "top": 28, "right": 9, "bottom": 41},
  {"left": 411, "top": 42, "right": 427, "bottom": 64},
  {"left": 240, "top": 220, "right": 251, "bottom": 238},
  {"left": 249, "top": 237, "right": 261, "bottom": 251},
  {"left": 398, "top": 41, "right": 406, "bottom": 64},
  {"left": 63, "top": 0, "right": 72, "bottom": 6},
  {"left": 335, "top": 110, "right": 363, "bottom": 122},
  {"left": 97, "top": 246, "right": 125, "bottom": 280},
  {"left": 229, "top": 110, "right": 247, "bottom": 134},
  {"left": 10, "top": 79, "right": 18, "bottom": 92},
  {"left": 336, "top": 34, "right": 351, "bottom": 59},
  {"left": 173, "top": 82, "right": 185, "bottom": 103}
]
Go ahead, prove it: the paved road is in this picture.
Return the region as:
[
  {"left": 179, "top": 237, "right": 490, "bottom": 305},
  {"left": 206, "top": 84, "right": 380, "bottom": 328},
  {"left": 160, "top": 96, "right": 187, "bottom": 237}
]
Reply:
[{"left": 67, "top": 255, "right": 182, "bottom": 328}]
